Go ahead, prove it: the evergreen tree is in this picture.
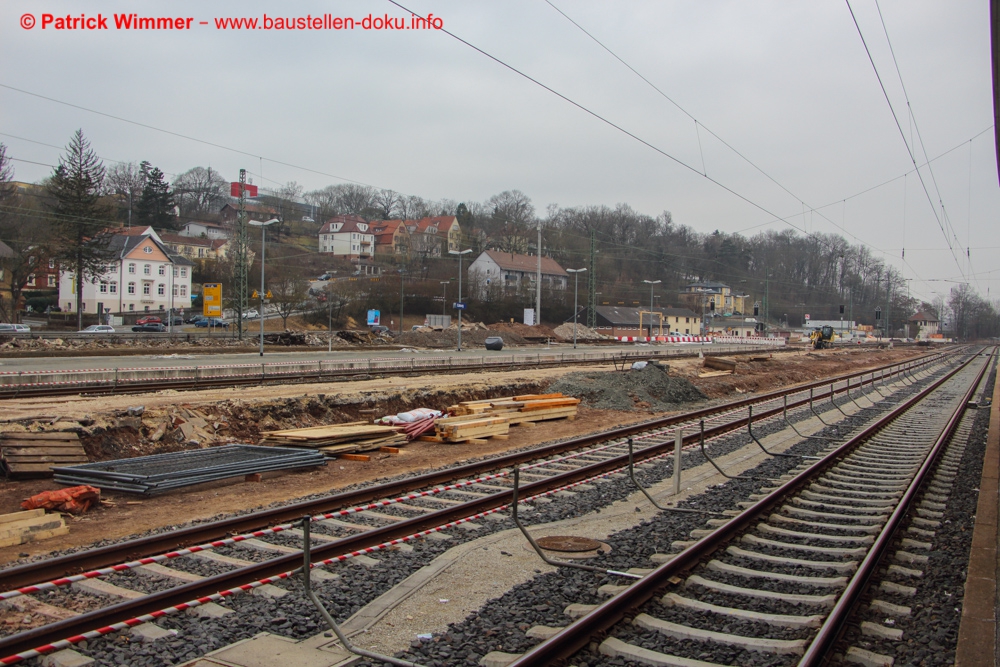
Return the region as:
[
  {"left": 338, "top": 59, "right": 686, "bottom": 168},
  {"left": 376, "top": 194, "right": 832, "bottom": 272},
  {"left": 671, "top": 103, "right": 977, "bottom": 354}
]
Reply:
[
  {"left": 135, "top": 161, "right": 176, "bottom": 229},
  {"left": 48, "top": 129, "right": 116, "bottom": 328}
]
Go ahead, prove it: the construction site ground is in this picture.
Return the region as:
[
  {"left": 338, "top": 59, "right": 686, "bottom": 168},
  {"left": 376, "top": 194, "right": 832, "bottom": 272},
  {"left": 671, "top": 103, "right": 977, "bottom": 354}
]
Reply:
[{"left": 0, "top": 346, "right": 922, "bottom": 566}]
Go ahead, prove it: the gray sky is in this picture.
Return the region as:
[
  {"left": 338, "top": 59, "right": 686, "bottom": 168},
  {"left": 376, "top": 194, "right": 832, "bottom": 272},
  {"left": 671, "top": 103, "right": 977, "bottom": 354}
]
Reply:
[{"left": 2, "top": 0, "right": 996, "bottom": 304}]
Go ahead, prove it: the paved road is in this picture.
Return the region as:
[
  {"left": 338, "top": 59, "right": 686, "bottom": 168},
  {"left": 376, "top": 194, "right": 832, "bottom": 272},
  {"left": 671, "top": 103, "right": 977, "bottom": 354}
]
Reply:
[{"left": 0, "top": 342, "right": 730, "bottom": 373}]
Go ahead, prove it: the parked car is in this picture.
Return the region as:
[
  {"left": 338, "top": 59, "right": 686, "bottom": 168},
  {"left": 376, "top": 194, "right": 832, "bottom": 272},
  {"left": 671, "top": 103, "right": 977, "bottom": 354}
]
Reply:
[
  {"left": 194, "top": 317, "right": 229, "bottom": 329},
  {"left": 166, "top": 315, "right": 184, "bottom": 326},
  {"left": 79, "top": 325, "right": 116, "bottom": 334},
  {"left": 132, "top": 323, "right": 168, "bottom": 333},
  {"left": 242, "top": 309, "right": 259, "bottom": 320},
  {"left": 0, "top": 323, "right": 31, "bottom": 333},
  {"left": 484, "top": 336, "right": 504, "bottom": 351},
  {"left": 135, "top": 315, "right": 162, "bottom": 325},
  {"left": 370, "top": 325, "right": 391, "bottom": 335},
  {"left": 317, "top": 273, "right": 332, "bottom": 281},
  {"left": 185, "top": 314, "right": 206, "bottom": 324}
]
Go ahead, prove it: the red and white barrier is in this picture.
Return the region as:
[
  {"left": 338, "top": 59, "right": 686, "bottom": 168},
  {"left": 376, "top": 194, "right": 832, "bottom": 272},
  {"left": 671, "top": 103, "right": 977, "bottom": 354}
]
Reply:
[
  {"left": 710, "top": 336, "right": 786, "bottom": 346},
  {"left": 615, "top": 336, "right": 710, "bottom": 343}
]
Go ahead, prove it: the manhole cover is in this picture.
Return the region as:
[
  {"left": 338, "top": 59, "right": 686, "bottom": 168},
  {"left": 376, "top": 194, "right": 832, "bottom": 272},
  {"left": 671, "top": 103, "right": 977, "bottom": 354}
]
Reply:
[{"left": 536, "top": 536, "right": 603, "bottom": 552}]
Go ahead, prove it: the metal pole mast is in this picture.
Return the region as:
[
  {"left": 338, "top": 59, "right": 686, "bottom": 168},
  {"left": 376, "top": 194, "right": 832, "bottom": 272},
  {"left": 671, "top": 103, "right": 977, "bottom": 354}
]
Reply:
[
  {"left": 234, "top": 169, "right": 249, "bottom": 341},
  {"left": 587, "top": 229, "right": 597, "bottom": 329},
  {"left": 535, "top": 220, "right": 541, "bottom": 326}
]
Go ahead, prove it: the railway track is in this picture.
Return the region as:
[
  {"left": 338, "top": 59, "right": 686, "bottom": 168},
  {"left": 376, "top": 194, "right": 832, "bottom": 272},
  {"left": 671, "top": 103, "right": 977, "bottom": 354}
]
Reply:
[
  {"left": 0, "top": 345, "right": 793, "bottom": 400},
  {"left": 499, "top": 346, "right": 993, "bottom": 667},
  {"left": 0, "top": 349, "right": 960, "bottom": 665}
]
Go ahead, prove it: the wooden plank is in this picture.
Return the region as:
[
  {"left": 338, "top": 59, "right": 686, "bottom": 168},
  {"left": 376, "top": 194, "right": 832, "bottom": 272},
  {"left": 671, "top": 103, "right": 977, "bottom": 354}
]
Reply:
[
  {"left": 0, "top": 433, "right": 81, "bottom": 442},
  {"left": 338, "top": 454, "right": 370, "bottom": 462},
  {"left": 418, "top": 435, "right": 445, "bottom": 443},
  {"left": 0, "top": 509, "right": 45, "bottom": 526},
  {"left": 512, "top": 393, "right": 566, "bottom": 401},
  {"left": 379, "top": 447, "right": 402, "bottom": 454},
  {"left": 703, "top": 356, "right": 737, "bottom": 371},
  {"left": 1, "top": 446, "right": 87, "bottom": 455},
  {"left": 698, "top": 370, "right": 733, "bottom": 378},
  {"left": 0, "top": 526, "right": 69, "bottom": 548},
  {"left": 317, "top": 444, "right": 362, "bottom": 455},
  {"left": 3, "top": 455, "right": 89, "bottom": 464},
  {"left": 0, "top": 514, "right": 65, "bottom": 540}
]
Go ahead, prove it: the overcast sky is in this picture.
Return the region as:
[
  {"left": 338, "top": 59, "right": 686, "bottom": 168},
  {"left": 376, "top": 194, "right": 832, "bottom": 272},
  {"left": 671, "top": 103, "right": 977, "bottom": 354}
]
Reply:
[{"left": 2, "top": 0, "right": 996, "bottom": 304}]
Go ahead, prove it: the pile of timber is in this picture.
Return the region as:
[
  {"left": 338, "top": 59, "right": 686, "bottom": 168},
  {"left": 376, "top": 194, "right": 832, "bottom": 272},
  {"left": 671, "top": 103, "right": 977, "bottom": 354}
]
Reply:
[
  {"left": 261, "top": 422, "right": 406, "bottom": 457},
  {"left": 0, "top": 431, "right": 89, "bottom": 479},
  {"left": 0, "top": 509, "right": 68, "bottom": 548},
  {"left": 421, "top": 393, "right": 580, "bottom": 444},
  {"left": 699, "top": 356, "right": 737, "bottom": 378}
]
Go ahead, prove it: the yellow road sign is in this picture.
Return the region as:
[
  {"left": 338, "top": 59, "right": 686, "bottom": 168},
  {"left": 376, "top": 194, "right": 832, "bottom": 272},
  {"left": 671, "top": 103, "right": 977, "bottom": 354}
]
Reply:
[{"left": 251, "top": 290, "right": 259, "bottom": 299}]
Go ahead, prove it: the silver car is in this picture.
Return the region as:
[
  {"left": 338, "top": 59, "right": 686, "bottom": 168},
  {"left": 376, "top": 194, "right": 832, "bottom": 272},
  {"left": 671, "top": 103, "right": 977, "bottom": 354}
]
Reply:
[
  {"left": 79, "top": 325, "right": 116, "bottom": 333},
  {"left": 0, "top": 323, "right": 30, "bottom": 333}
]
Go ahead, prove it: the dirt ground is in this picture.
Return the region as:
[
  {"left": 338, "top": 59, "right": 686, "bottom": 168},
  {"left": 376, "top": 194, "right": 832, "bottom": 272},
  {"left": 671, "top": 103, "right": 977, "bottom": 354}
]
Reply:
[{"left": 0, "top": 346, "right": 923, "bottom": 565}]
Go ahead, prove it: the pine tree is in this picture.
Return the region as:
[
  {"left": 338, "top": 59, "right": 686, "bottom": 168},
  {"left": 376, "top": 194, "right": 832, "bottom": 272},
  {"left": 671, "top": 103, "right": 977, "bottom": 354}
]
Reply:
[
  {"left": 48, "top": 130, "right": 116, "bottom": 328},
  {"left": 136, "top": 161, "right": 177, "bottom": 229}
]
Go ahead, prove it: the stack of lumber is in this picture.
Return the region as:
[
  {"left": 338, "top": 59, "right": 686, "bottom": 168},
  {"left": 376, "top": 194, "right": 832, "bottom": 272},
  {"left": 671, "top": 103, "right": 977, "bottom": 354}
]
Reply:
[
  {"left": 447, "top": 393, "right": 580, "bottom": 425},
  {"left": 0, "top": 431, "right": 89, "bottom": 479},
  {"left": 261, "top": 422, "right": 406, "bottom": 456},
  {"left": 0, "top": 509, "right": 68, "bottom": 548},
  {"left": 421, "top": 415, "right": 510, "bottom": 444}
]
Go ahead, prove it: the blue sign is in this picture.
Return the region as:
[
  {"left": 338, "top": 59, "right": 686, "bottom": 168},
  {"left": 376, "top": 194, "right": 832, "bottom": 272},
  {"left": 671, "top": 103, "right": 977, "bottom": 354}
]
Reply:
[
  {"left": 367, "top": 309, "right": 380, "bottom": 325},
  {"left": 453, "top": 302, "right": 467, "bottom": 310}
]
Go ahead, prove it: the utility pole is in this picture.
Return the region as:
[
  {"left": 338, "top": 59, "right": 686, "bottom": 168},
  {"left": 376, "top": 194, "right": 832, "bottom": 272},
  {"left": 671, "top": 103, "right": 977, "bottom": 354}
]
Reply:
[
  {"left": 535, "top": 220, "right": 541, "bottom": 326},
  {"left": 587, "top": 229, "right": 597, "bottom": 329},
  {"left": 399, "top": 270, "right": 405, "bottom": 335},
  {"left": 233, "top": 169, "right": 250, "bottom": 341}
]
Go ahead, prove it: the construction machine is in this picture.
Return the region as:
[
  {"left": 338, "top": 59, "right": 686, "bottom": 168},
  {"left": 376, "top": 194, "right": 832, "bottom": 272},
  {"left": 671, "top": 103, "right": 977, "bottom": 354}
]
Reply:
[{"left": 810, "top": 325, "right": 835, "bottom": 350}]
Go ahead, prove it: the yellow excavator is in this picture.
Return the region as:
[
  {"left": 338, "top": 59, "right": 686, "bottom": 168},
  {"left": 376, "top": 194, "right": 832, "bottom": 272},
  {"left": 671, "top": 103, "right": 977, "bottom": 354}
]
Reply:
[{"left": 810, "top": 325, "right": 835, "bottom": 350}]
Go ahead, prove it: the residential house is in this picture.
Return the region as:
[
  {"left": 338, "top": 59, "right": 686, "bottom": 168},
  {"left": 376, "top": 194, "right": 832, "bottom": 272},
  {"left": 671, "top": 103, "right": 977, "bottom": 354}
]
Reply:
[
  {"left": 706, "top": 316, "right": 763, "bottom": 336},
  {"left": 58, "top": 227, "right": 194, "bottom": 315},
  {"left": 594, "top": 305, "right": 702, "bottom": 337},
  {"left": 318, "top": 215, "right": 374, "bottom": 258},
  {"left": 179, "top": 221, "right": 229, "bottom": 240},
  {"left": 371, "top": 220, "right": 411, "bottom": 255},
  {"left": 679, "top": 281, "right": 748, "bottom": 316},
  {"left": 160, "top": 232, "right": 229, "bottom": 261},
  {"left": 404, "top": 216, "right": 462, "bottom": 257},
  {"left": 467, "top": 250, "right": 568, "bottom": 297},
  {"left": 908, "top": 311, "right": 940, "bottom": 339}
]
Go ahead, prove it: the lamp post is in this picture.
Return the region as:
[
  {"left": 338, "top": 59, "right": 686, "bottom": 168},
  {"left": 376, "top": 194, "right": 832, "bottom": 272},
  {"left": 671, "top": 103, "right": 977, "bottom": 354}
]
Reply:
[
  {"left": 398, "top": 269, "right": 405, "bottom": 335},
  {"left": 642, "top": 279, "right": 661, "bottom": 337},
  {"left": 567, "top": 268, "right": 587, "bottom": 349},
  {"left": 449, "top": 249, "right": 472, "bottom": 351},
  {"left": 440, "top": 281, "right": 449, "bottom": 317},
  {"left": 249, "top": 218, "right": 278, "bottom": 357}
]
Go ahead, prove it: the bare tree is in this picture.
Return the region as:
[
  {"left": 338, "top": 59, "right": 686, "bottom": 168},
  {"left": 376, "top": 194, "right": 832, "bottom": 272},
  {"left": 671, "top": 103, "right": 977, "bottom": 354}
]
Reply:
[
  {"left": 172, "top": 166, "right": 229, "bottom": 217},
  {"left": 269, "top": 264, "right": 310, "bottom": 328},
  {"left": 373, "top": 189, "right": 401, "bottom": 219},
  {"left": 105, "top": 161, "right": 145, "bottom": 225}
]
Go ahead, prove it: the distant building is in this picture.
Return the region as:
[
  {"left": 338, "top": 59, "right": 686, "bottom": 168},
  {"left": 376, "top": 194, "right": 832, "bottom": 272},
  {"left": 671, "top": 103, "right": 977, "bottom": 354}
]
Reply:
[
  {"left": 908, "top": 311, "right": 940, "bottom": 339},
  {"left": 404, "top": 216, "right": 462, "bottom": 257},
  {"left": 371, "top": 219, "right": 411, "bottom": 255},
  {"left": 318, "top": 215, "right": 374, "bottom": 258},
  {"left": 159, "top": 232, "right": 229, "bottom": 261},
  {"left": 219, "top": 203, "right": 279, "bottom": 226},
  {"left": 467, "top": 250, "right": 567, "bottom": 297},
  {"left": 594, "top": 305, "right": 701, "bottom": 337},
  {"left": 706, "top": 316, "right": 762, "bottom": 336},
  {"left": 58, "top": 227, "right": 194, "bottom": 315},
  {"left": 179, "top": 221, "right": 229, "bottom": 240},
  {"left": 679, "top": 281, "right": 748, "bottom": 316}
]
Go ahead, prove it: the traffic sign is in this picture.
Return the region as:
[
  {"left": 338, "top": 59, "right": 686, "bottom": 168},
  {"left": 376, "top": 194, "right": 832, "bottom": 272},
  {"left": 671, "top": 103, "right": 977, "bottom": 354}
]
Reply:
[
  {"left": 453, "top": 302, "right": 467, "bottom": 310},
  {"left": 251, "top": 290, "right": 259, "bottom": 299},
  {"left": 804, "top": 314, "right": 810, "bottom": 321},
  {"left": 265, "top": 290, "right": 272, "bottom": 299}
]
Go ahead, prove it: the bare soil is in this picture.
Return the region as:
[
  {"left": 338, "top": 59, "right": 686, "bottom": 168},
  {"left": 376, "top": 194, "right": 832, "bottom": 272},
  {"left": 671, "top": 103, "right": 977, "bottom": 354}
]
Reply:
[{"left": 0, "top": 346, "right": 923, "bottom": 565}]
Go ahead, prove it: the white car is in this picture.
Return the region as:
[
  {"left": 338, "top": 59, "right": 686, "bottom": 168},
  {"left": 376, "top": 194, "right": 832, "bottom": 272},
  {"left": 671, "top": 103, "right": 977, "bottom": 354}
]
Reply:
[
  {"left": 0, "top": 323, "right": 30, "bottom": 333},
  {"left": 79, "top": 325, "right": 116, "bottom": 333},
  {"left": 243, "top": 309, "right": 260, "bottom": 320}
]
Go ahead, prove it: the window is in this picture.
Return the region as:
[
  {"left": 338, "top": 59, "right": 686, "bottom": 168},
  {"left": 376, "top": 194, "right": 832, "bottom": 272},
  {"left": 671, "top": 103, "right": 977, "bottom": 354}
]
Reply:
[
  {"left": 143, "top": 264, "right": 151, "bottom": 275},
  {"left": 128, "top": 263, "right": 136, "bottom": 274},
  {"left": 157, "top": 284, "right": 165, "bottom": 296},
  {"left": 128, "top": 303, "right": 134, "bottom": 311},
  {"left": 99, "top": 282, "right": 108, "bottom": 293},
  {"left": 127, "top": 282, "right": 136, "bottom": 294},
  {"left": 180, "top": 285, "right": 187, "bottom": 296},
  {"left": 27, "top": 274, "right": 35, "bottom": 286},
  {"left": 48, "top": 259, "right": 55, "bottom": 269},
  {"left": 173, "top": 267, "right": 178, "bottom": 278},
  {"left": 181, "top": 268, "right": 187, "bottom": 278},
  {"left": 143, "top": 283, "right": 151, "bottom": 295},
  {"left": 686, "top": 317, "right": 690, "bottom": 323},
  {"left": 144, "top": 306, "right": 150, "bottom": 312},
  {"left": 173, "top": 285, "right": 178, "bottom": 296},
  {"left": 142, "top": 246, "right": 153, "bottom": 254},
  {"left": 198, "top": 248, "right": 204, "bottom": 258},
  {"left": 158, "top": 266, "right": 166, "bottom": 276},
  {"left": 110, "top": 281, "right": 117, "bottom": 294}
]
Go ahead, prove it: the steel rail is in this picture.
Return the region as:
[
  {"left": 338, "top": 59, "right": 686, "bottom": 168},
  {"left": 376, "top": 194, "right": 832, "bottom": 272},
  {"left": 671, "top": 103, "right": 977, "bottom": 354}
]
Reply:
[
  {"left": 0, "top": 352, "right": 943, "bottom": 592},
  {"left": 798, "top": 347, "right": 995, "bottom": 664},
  {"left": 0, "top": 354, "right": 960, "bottom": 659},
  {"left": 505, "top": 349, "right": 984, "bottom": 667}
]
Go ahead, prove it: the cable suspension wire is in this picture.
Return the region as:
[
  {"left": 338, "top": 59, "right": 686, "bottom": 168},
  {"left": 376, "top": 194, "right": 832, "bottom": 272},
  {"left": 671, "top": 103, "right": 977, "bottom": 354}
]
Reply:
[{"left": 845, "top": 0, "right": 968, "bottom": 284}]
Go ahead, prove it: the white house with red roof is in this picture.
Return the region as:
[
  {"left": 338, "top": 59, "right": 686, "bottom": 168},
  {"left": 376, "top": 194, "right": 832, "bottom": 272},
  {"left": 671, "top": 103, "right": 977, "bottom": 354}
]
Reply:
[
  {"left": 467, "top": 250, "right": 568, "bottom": 297},
  {"left": 318, "top": 215, "right": 374, "bottom": 258}
]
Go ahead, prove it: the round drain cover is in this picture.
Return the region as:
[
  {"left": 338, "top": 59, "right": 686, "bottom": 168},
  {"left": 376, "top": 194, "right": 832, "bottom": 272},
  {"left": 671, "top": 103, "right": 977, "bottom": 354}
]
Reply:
[{"left": 536, "top": 536, "right": 603, "bottom": 552}]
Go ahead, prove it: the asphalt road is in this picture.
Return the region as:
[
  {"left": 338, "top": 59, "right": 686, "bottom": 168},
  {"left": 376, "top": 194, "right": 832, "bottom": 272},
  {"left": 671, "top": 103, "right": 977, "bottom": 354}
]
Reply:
[{"left": 0, "top": 342, "right": 722, "bottom": 373}]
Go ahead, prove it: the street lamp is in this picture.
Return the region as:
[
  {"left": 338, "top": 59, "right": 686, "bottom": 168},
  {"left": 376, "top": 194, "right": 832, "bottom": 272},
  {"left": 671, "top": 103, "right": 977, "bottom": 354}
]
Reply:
[
  {"left": 642, "top": 279, "right": 660, "bottom": 337},
  {"left": 567, "top": 268, "right": 587, "bottom": 349},
  {"left": 249, "top": 218, "right": 278, "bottom": 357},
  {"left": 440, "top": 281, "right": 450, "bottom": 317},
  {"left": 449, "top": 249, "right": 473, "bottom": 351}
]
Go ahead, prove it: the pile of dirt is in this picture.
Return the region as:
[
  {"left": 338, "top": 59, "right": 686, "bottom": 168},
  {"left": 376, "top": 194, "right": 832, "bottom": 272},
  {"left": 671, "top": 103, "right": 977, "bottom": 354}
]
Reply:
[
  {"left": 548, "top": 363, "right": 706, "bottom": 411},
  {"left": 395, "top": 328, "right": 528, "bottom": 348},
  {"left": 551, "top": 323, "right": 610, "bottom": 341},
  {"left": 488, "top": 322, "right": 559, "bottom": 339}
]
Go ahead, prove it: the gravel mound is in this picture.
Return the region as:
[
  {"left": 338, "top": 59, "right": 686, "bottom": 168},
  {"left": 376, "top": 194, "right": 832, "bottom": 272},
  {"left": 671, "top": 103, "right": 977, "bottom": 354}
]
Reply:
[
  {"left": 548, "top": 363, "right": 706, "bottom": 411},
  {"left": 551, "top": 323, "right": 609, "bottom": 341}
]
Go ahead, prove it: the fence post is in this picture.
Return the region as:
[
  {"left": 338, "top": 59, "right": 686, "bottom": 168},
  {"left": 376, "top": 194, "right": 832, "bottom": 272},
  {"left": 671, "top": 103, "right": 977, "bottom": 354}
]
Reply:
[{"left": 673, "top": 429, "right": 683, "bottom": 495}]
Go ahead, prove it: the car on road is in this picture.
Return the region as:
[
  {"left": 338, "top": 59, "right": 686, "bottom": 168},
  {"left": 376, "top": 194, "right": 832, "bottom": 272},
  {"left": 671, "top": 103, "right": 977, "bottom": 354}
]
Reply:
[
  {"left": 135, "top": 315, "right": 162, "bottom": 326},
  {"left": 166, "top": 315, "right": 184, "bottom": 326},
  {"left": 132, "top": 323, "right": 168, "bottom": 333},
  {"left": 484, "top": 336, "right": 504, "bottom": 351},
  {"left": 370, "top": 325, "right": 391, "bottom": 335},
  {"left": 194, "top": 317, "right": 229, "bottom": 329},
  {"left": 242, "top": 309, "right": 259, "bottom": 320},
  {"left": 0, "top": 323, "right": 31, "bottom": 333},
  {"left": 185, "top": 314, "right": 206, "bottom": 324},
  {"left": 79, "top": 325, "right": 116, "bottom": 334},
  {"left": 318, "top": 273, "right": 332, "bottom": 281}
]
